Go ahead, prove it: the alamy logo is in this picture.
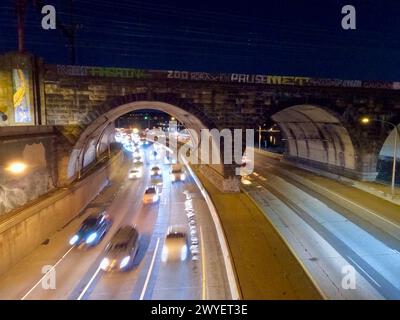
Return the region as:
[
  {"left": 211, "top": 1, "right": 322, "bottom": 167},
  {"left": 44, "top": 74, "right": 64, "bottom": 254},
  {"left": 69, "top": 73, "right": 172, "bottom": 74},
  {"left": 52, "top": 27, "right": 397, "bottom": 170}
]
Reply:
[
  {"left": 41, "top": 5, "right": 56, "bottom": 30},
  {"left": 146, "top": 121, "right": 254, "bottom": 175},
  {"left": 341, "top": 265, "right": 356, "bottom": 290},
  {"left": 41, "top": 265, "right": 56, "bottom": 290},
  {"left": 341, "top": 5, "right": 356, "bottom": 30}
]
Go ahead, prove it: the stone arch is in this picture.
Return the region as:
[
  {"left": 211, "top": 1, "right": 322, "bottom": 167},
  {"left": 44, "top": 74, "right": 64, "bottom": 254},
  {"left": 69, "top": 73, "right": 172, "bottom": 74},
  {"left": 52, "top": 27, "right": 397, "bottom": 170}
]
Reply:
[
  {"left": 271, "top": 104, "right": 357, "bottom": 174},
  {"left": 64, "top": 97, "right": 240, "bottom": 192},
  {"left": 377, "top": 123, "right": 400, "bottom": 185}
]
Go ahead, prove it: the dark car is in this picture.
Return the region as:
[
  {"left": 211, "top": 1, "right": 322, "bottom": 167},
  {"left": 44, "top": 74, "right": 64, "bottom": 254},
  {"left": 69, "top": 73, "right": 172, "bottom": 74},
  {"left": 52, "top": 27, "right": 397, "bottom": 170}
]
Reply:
[
  {"left": 69, "top": 212, "right": 112, "bottom": 247},
  {"left": 100, "top": 226, "right": 140, "bottom": 272}
]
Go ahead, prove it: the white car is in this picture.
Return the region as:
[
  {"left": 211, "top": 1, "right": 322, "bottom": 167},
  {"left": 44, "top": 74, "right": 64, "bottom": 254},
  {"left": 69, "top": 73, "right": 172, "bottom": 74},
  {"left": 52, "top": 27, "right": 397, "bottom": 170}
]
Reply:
[
  {"left": 161, "top": 226, "right": 188, "bottom": 262},
  {"left": 143, "top": 186, "right": 160, "bottom": 204},
  {"left": 133, "top": 156, "right": 143, "bottom": 164},
  {"left": 170, "top": 164, "right": 186, "bottom": 182},
  {"left": 150, "top": 166, "right": 162, "bottom": 176},
  {"left": 151, "top": 176, "right": 163, "bottom": 188},
  {"left": 128, "top": 168, "right": 142, "bottom": 179}
]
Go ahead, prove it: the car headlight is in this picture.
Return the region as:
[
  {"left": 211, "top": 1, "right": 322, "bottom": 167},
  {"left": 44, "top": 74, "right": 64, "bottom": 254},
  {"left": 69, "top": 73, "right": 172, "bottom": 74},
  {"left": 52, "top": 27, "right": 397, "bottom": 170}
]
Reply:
[
  {"left": 181, "top": 173, "right": 186, "bottom": 181},
  {"left": 69, "top": 235, "right": 79, "bottom": 246},
  {"left": 100, "top": 258, "right": 110, "bottom": 270},
  {"left": 161, "top": 247, "right": 169, "bottom": 262},
  {"left": 153, "top": 195, "right": 159, "bottom": 202},
  {"left": 119, "top": 256, "right": 131, "bottom": 269},
  {"left": 170, "top": 174, "right": 176, "bottom": 181},
  {"left": 181, "top": 245, "right": 188, "bottom": 261},
  {"left": 86, "top": 232, "right": 98, "bottom": 244}
]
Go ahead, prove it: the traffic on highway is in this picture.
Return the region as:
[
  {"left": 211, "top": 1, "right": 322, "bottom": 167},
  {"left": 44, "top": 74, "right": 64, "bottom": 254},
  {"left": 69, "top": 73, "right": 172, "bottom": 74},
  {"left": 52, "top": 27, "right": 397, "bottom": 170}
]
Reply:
[{"left": 0, "top": 129, "right": 231, "bottom": 300}]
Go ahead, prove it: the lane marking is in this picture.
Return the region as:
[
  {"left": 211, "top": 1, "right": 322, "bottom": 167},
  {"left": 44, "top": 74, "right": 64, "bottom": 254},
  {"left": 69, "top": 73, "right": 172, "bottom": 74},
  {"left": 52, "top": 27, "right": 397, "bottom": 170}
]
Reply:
[
  {"left": 255, "top": 152, "right": 400, "bottom": 236},
  {"left": 21, "top": 246, "right": 75, "bottom": 300},
  {"left": 181, "top": 155, "right": 241, "bottom": 299},
  {"left": 346, "top": 256, "right": 382, "bottom": 289},
  {"left": 139, "top": 237, "right": 160, "bottom": 300},
  {"left": 77, "top": 266, "right": 102, "bottom": 300},
  {"left": 200, "top": 226, "right": 207, "bottom": 300}
]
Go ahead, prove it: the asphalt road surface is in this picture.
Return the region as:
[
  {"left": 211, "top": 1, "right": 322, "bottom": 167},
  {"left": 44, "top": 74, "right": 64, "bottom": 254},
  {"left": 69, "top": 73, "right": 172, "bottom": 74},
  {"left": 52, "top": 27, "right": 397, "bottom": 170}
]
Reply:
[
  {"left": 242, "top": 150, "right": 400, "bottom": 300},
  {"left": 0, "top": 144, "right": 231, "bottom": 300}
]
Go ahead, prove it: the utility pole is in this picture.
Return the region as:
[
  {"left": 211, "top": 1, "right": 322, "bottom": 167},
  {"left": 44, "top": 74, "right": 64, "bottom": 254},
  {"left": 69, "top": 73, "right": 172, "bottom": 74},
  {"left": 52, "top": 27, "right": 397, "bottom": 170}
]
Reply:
[
  {"left": 15, "top": 0, "right": 27, "bottom": 53},
  {"left": 257, "top": 125, "right": 269, "bottom": 149}
]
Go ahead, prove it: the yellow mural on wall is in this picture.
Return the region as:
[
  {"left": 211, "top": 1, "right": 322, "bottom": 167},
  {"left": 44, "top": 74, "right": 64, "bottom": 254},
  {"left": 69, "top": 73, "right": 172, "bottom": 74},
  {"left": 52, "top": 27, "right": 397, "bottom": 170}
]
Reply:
[
  {"left": 0, "top": 70, "right": 12, "bottom": 124},
  {"left": 12, "top": 68, "right": 32, "bottom": 123}
]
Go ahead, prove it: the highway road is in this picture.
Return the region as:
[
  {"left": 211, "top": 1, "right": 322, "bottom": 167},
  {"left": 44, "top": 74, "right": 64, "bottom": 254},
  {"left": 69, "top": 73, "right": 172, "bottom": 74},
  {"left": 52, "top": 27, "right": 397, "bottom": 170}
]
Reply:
[
  {"left": 0, "top": 143, "right": 231, "bottom": 300},
  {"left": 242, "top": 150, "right": 400, "bottom": 300}
]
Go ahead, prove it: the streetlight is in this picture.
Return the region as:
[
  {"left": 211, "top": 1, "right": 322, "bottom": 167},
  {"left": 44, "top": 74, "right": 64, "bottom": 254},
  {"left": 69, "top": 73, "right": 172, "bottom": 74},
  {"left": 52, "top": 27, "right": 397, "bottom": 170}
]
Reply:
[
  {"left": 257, "top": 125, "right": 268, "bottom": 149},
  {"left": 360, "top": 117, "right": 399, "bottom": 197},
  {"left": 6, "top": 161, "right": 27, "bottom": 174}
]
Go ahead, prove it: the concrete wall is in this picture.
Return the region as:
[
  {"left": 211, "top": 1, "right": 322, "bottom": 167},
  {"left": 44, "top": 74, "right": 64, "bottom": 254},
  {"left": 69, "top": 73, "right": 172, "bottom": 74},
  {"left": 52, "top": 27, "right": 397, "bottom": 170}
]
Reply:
[
  {"left": 0, "top": 150, "right": 124, "bottom": 277},
  {"left": 0, "top": 127, "right": 58, "bottom": 214}
]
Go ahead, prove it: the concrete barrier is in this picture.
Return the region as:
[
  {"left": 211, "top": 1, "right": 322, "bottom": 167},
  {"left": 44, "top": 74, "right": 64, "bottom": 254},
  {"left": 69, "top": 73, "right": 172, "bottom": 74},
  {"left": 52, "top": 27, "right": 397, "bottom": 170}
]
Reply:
[{"left": 0, "top": 151, "right": 124, "bottom": 277}]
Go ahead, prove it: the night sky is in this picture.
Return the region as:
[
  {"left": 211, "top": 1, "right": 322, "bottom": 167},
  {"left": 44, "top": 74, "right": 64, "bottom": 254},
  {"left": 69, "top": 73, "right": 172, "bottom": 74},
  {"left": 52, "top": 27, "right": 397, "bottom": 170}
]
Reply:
[{"left": 1, "top": 0, "right": 400, "bottom": 80}]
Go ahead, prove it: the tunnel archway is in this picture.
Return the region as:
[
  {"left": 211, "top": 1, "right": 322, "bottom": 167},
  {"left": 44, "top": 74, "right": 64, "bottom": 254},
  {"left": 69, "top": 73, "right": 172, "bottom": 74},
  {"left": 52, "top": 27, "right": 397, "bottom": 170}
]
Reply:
[
  {"left": 271, "top": 105, "right": 356, "bottom": 172},
  {"left": 377, "top": 124, "right": 400, "bottom": 185},
  {"left": 65, "top": 100, "right": 239, "bottom": 192}
]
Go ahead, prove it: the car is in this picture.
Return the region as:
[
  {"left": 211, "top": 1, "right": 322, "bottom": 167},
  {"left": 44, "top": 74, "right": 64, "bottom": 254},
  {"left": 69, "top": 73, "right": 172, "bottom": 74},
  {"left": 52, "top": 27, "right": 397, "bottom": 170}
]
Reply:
[
  {"left": 143, "top": 186, "right": 160, "bottom": 204},
  {"left": 133, "top": 156, "right": 143, "bottom": 164},
  {"left": 100, "top": 226, "right": 140, "bottom": 272},
  {"left": 170, "top": 164, "right": 186, "bottom": 182},
  {"left": 69, "top": 212, "right": 112, "bottom": 247},
  {"left": 128, "top": 167, "right": 142, "bottom": 179},
  {"left": 150, "top": 175, "right": 163, "bottom": 188},
  {"left": 150, "top": 166, "right": 162, "bottom": 176},
  {"left": 161, "top": 225, "right": 188, "bottom": 262}
]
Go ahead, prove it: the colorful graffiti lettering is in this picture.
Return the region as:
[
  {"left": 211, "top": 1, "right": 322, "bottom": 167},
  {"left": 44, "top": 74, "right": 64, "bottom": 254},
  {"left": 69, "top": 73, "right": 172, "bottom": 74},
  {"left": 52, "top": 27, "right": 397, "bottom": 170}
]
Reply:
[{"left": 54, "top": 64, "right": 400, "bottom": 90}]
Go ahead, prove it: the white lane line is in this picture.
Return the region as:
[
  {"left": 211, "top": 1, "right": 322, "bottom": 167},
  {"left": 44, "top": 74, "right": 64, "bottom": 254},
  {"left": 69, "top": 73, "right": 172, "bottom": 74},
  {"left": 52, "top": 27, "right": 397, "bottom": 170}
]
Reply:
[
  {"left": 346, "top": 257, "right": 382, "bottom": 288},
  {"left": 77, "top": 266, "right": 102, "bottom": 300},
  {"left": 181, "top": 155, "right": 241, "bottom": 300},
  {"left": 139, "top": 237, "right": 160, "bottom": 300},
  {"left": 21, "top": 246, "right": 75, "bottom": 300},
  {"left": 200, "top": 226, "right": 207, "bottom": 300}
]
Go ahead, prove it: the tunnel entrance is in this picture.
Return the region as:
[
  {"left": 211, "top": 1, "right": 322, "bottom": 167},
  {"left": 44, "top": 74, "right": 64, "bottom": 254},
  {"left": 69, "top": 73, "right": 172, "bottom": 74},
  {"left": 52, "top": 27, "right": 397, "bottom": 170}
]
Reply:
[
  {"left": 66, "top": 101, "right": 242, "bottom": 192},
  {"left": 376, "top": 125, "right": 400, "bottom": 186},
  {"left": 271, "top": 105, "right": 356, "bottom": 175}
]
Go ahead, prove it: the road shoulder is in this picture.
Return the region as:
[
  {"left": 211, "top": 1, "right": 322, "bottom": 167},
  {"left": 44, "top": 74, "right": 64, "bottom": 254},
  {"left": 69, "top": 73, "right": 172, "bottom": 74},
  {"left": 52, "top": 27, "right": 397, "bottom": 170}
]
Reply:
[{"left": 192, "top": 165, "right": 322, "bottom": 300}]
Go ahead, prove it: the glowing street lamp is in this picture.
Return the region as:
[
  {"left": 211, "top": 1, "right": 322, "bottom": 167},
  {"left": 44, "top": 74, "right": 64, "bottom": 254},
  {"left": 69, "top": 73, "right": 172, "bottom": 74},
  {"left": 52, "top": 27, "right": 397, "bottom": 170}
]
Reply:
[
  {"left": 6, "top": 161, "right": 27, "bottom": 174},
  {"left": 361, "top": 117, "right": 370, "bottom": 124},
  {"left": 360, "top": 117, "right": 399, "bottom": 197}
]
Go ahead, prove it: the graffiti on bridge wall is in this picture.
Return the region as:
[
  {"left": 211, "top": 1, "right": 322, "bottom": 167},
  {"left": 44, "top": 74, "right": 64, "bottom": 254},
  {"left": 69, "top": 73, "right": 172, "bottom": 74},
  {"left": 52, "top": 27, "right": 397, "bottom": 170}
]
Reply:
[{"left": 54, "top": 64, "right": 400, "bottom": 90}]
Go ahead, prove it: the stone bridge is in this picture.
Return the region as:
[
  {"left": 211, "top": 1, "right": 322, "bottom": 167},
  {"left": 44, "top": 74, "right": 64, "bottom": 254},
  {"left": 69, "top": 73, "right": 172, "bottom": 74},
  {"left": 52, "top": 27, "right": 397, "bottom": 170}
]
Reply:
[{"left": 1, "top": 52, "right": 400, "bottom": 193}]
